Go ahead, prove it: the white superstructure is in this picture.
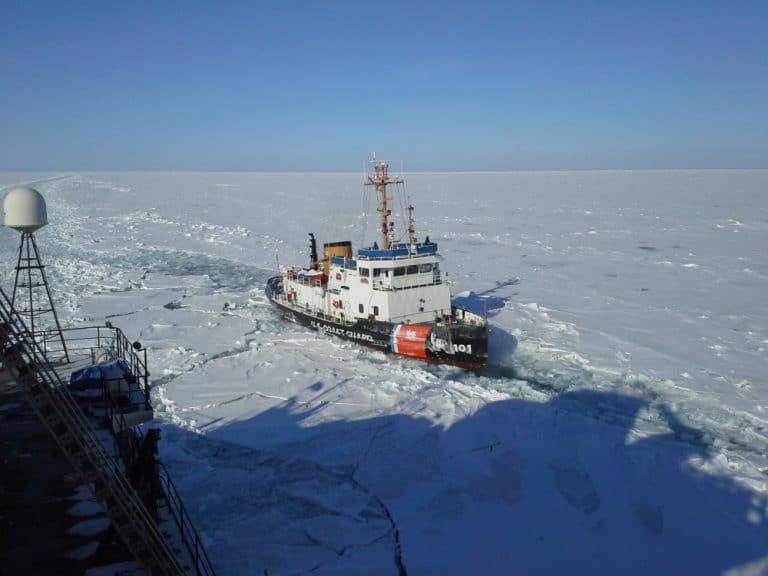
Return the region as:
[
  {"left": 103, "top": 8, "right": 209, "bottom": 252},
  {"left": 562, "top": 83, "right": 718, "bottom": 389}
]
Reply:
[{"left": 284, "top": 241, "right": 451, "bottom": 326}]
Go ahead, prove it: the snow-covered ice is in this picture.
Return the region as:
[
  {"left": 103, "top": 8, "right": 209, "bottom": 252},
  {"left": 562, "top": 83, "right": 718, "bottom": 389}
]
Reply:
[
  {"left": 67, "top": 517, "right": 111, "bottom": 538},
  {"left": 1, "top": 170, "right": 767, "bottom": 574}
]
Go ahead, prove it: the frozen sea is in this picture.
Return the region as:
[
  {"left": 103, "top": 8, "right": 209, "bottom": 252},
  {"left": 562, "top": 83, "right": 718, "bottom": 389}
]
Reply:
[{"left": 1, "top": 170, "right": 767, "bottom": 575}]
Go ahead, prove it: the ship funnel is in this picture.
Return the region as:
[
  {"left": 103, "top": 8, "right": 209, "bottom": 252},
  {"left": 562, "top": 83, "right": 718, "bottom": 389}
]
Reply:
[{"left": 322, "top": 241, "right": 353, "bottom": 277}]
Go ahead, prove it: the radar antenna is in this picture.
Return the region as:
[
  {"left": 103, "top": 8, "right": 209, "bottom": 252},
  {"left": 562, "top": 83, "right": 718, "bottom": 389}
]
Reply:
[{"left": 3, "top": 187, "right": 69, "bottom": 362}]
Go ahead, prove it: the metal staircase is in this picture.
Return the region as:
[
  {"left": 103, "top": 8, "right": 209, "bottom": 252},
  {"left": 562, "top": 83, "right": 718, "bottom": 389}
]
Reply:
[{"left": 0, "top": 286, "right": 186, "bottom": 576}]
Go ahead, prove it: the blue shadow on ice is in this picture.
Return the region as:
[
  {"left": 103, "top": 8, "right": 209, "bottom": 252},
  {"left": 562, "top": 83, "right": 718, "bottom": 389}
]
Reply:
[
  {"left": 162, "top": 387, "right": 768, "bottom": 576},
  {"left": 452, "top": 277, "right": 520, "bottom": 318}
]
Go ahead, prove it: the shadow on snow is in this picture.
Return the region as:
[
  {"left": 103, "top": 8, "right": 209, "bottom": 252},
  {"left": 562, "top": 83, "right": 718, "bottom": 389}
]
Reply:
[
  {"left": 160, "top": 383, "right": 768, "bottom": 576},
  {"left": 452, "top": 277, "right": 520, "bottom": 318}
]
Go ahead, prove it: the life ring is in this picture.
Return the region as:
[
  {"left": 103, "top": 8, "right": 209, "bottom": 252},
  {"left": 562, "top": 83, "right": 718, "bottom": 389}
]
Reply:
[{"left": 335, "top": 273, "right": 342, "bottom": 280}]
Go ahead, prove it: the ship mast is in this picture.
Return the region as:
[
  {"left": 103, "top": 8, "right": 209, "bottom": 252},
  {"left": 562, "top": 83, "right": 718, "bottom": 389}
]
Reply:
[
  {"left": 365, "top": 158, "right": 402, "bottom": 250},
  {"left": 407, "top": 202, "right": 417, "bottom": 246}
]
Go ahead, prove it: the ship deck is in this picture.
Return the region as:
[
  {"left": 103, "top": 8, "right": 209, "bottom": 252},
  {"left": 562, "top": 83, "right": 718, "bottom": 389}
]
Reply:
[{"left": 0, "top": 371, "right": 141, "bottom": 574}]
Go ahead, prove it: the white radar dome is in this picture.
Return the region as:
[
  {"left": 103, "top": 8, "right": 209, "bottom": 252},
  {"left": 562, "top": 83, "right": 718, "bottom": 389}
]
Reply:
[{"left": 3, "top": 186, "right": 48, "bottom": 232}]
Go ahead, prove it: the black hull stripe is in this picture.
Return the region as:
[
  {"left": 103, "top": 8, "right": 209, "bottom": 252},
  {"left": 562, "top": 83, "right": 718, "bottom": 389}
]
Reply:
[{"left": 266, "top": 282, "right": 487, "bottom": 368}]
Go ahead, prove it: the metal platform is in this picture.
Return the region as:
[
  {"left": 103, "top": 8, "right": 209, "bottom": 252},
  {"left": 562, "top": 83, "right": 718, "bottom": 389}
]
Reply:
[{"left": 0, "top": 287, "right": 216, "bottom": 576}]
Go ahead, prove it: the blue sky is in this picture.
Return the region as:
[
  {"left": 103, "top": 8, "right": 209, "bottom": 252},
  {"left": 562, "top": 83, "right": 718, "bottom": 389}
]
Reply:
[{"left": 1, "top": 1, "right": 766, "bottom": 171}]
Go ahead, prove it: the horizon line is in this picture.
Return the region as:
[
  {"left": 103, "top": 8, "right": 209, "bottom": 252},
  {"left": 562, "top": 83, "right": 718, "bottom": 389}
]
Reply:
[{"left": 2, "top": 167, "right": 767, "bottom": 176}]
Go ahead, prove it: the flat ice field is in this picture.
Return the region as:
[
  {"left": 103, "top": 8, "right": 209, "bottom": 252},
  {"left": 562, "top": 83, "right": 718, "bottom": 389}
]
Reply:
[{"left": 1, "top": 170, "right": 767, "bottom": 575}]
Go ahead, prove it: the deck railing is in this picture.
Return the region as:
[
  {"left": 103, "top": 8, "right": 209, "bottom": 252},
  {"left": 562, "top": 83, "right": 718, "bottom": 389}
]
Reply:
[
  {"left": 2, "top": 304, "right": 216, "bottom": 576},
  {"left": 39, "top": 325, "right": 151, "bottom": 410},
  {"left": 117, "top": 424, "right": 217, "bottom": 576},
  {"left": 157, "top": 461, "right": 217, "bottom": 576}
]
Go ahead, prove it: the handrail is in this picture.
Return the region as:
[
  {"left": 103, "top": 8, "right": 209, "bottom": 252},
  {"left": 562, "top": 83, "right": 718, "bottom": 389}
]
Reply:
[
  {"left": 32, "top": 315, "right": 215, "bottom": 575},
  {"left": 0, "top": 286, "right": 186, "bottom": 575},
  {"left": 39, "top": 325, "right": 151, "bottom": 411},
  {"left": 114, "top": 423, "right": 217, "bottom": 576},
  {"left": 158, "top": 461, "right": 217, "bottom": 576}
]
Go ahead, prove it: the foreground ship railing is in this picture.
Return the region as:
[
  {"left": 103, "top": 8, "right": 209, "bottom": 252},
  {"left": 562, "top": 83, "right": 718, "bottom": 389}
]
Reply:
[
  {"left": 157, "top": 460, "right": 216, "bottom": 576},
  {"left": 0, "top": 288, "right": 184, "bottom": 574},
  {"left": 39, "top": 325, "right": 149, "bottom": 387},
  {"left": 119, "top": 424, "right": 217, "bottom": 576},
  {"left": 0, "top": 287, "right": 216, "bottom": 575}
]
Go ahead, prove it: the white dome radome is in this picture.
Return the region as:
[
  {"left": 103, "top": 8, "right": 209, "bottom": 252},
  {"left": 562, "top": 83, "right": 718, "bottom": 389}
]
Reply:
[{"left": 3, "top": 186, "right": 48, "bottom": 232}]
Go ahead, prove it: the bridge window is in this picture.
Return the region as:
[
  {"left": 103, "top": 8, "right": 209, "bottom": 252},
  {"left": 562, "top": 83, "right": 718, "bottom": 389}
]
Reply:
[
  {"left": 406, "top": 265, "right": 418, "bottom": 275},
  {"left": 394, "top": 267, "right": 405, "bottom": 277},
  {"left": 419, "top": 263, "right": 432, "bottom": 273}
]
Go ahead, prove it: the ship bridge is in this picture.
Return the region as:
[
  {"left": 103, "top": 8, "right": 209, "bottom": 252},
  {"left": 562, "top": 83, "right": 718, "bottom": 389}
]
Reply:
[{"left": 356, "top": 241, "right": 438, "bottom": 260}]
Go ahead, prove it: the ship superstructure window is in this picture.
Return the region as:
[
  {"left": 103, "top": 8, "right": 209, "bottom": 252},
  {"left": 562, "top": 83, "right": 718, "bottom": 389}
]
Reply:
[
  {"left": 359, "top": 304, "right": 364, "bottom": 313},
  {"left": 373, "top": 305, "right": 379, "bottom": 316},
  {"left": 406, "top": 265, "right": 418, "bottom": 275},
  {"left": 373, "top": 268, "right": 382, "bottom": 277},
  {"left": 394, "top": 267, "right": 405, "bottom": 276},
  {"left": 419, "top": 263, "right": 432, "bottom": 273},
  {"left": 360, "top": 268, "right": 370, "bottom": 277}
]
